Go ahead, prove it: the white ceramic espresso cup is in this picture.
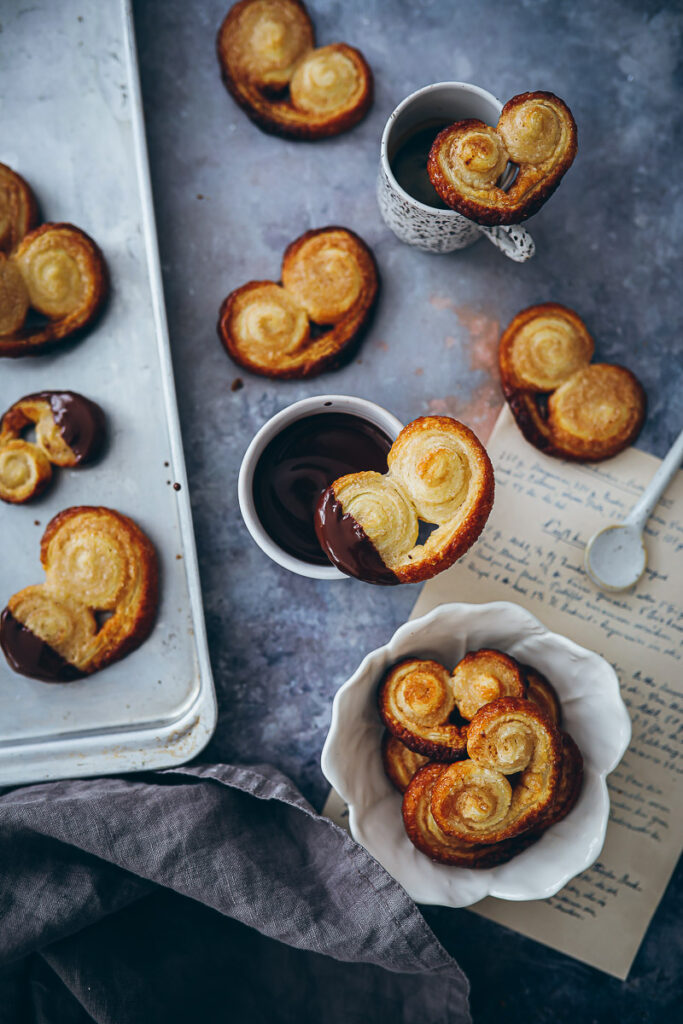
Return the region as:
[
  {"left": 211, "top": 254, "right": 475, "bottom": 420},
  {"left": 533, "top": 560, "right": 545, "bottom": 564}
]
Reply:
[
  {"left": 377, "top": 82, "right": 535, "bottom": 262},
  {"left": 238, "top": 395, "right": 403, "bottom": 580}
]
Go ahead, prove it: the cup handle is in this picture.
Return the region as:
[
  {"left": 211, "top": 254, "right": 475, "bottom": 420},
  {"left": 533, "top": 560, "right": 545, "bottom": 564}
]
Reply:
[{"left": 478, "top": 224, "right": 535, "bottom": 262}]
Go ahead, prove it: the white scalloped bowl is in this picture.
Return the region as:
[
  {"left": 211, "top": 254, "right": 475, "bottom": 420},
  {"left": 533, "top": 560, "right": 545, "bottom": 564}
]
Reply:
[{"left": 321, "top": 601, "right": 631, "bottom": 907}]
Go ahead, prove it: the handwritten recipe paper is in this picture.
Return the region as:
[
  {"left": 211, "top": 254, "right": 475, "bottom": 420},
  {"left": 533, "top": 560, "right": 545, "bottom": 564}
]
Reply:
[{"left": 409, "top": 406, "right": 683, "bottom": 978}]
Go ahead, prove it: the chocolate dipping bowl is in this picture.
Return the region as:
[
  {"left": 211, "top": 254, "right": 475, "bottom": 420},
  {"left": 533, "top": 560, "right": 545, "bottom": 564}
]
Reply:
[{"left": 238, "top": 395, "right": 404, "bottom": 580}]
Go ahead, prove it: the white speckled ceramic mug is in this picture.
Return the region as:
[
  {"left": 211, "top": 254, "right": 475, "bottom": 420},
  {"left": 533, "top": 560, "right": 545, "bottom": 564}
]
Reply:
[
  {"left": 377, "top": 82, "right": 535, "bottom": 262},
  {"left": 238, "top": 395, "right": 403, "bottom": 580}
]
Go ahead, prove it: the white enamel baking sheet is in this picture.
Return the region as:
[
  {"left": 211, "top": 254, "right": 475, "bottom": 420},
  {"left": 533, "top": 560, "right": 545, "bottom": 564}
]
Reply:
[{"left": 0, "top": 0, "right": 216, "bottom": 784}]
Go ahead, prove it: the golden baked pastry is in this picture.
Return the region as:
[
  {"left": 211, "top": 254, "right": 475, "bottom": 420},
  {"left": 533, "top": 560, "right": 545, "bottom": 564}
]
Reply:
[
  {"left": 381, "top": 731, "right": 430, "bottom": 793},
  {"left": 1, "top": 222, "right": 108, "bottom": 358},
  {"left": 378, "top": 659, "right": 469, "bottom": 762},
  {"left": 521, "top": 664, "right": 562, "bottom": 726},
  {"left": 451, "top": 648, "right": 527, "bottom": 720},
  {"left": 402, "top": 762, "right": 542, "bottom": 867},
  {"left": 315, "top": 416, "right": 494, "bottom": 584},
  {"left": 427, "top": 91, "right": 577, "bottom": 225},
  {"left": 0, "top": 392, "right": 106, "bottom": 503},
  {"left": 216, "top": 0, "right": 372, "bottom": 139},
  {"left": 0, "top": 507, "right": 158, "bottom": 682},
  {"left": 431, "top": 697, "right": 562, "bottom": 844},
  {"left": 218, "top": 226, "right": 378, "bottom": 378},
  {"left": 499, "top": 303, "right": 646, "bottom": 461},
  {"left": 0, "top": 163, "right": 39, "bottom": 254}
]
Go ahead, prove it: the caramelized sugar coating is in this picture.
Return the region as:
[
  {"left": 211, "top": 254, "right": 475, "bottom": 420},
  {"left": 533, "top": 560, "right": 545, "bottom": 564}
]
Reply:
[
  {"left": 0, "top": 507, "right": 158, "bottom": 681},
  {"left": 0, "top": 222, "right": 108, "bottom": 358},
  {"left": 381, "top": 731, "right": 430, "bottom": 793},
  {"left": 428, "top": 91, "right": 577, "bottom": 225},
  {"left": 451, "top": 649, "right": 527, "bottom": 721},
  {"left": 0, "top": 163, "right": 39, "bottom": 254},
  {"left": 218, "top": 226, "right": 378, "bottom": 378},
  {"left": 378, "top": 659, "right": 469, "bottom": 762},
  {"left": 499, "top": 303, "right": 646, "bottom": 461},
  {"left": 316, "top": 416, "right": 494, "bottom": 584},
  {"left": 402, "top": 763, "right": 542, "bottom": 867},
  {"left": 216, "top": 0, "right": 372, "bottom": 139},
  {"left": 0, "top": 392, "right": 106, "bottom": 503},
  {"left": 521, "top": 664, "right": 562, "bottom": 727},
  {"left": 431, "top": 697, "right": 562, "bottom": 844}
]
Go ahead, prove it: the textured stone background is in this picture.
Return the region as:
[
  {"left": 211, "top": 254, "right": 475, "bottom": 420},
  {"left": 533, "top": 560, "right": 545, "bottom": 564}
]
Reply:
[{"left": 133, "top": 1, "right": 682, "bottom": 1019}]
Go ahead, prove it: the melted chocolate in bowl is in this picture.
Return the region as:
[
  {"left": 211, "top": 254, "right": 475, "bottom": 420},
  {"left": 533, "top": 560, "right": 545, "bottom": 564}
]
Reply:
[{"left": 252, "top": 413, "right": 392, "bottom": 566}]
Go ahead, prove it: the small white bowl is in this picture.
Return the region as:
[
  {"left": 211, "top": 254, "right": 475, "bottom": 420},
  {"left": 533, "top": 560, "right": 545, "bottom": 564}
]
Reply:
[
  {"left": 238, "top": 395, "right": 403, "bottom": 580},
  {"left": 321, "top": 601, "right": 631, "bottom": 906}
]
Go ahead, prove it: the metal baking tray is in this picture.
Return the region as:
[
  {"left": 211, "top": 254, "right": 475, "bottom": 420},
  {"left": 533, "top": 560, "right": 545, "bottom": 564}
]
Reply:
[{"left": 0, "top": 0, "right": 216, "bottom": 785}]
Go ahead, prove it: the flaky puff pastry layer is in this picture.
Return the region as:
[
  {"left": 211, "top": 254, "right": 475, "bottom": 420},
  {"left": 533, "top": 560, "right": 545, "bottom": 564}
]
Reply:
[
  {"left": 218, "top": 226, "right": 378, "bottom": 378},
  {"left": 0, "top": 222, "right": 108, "bottom": 358},
  {"left": 381, "top": 732, "right": 430, "bottom": 793},
  {"left": 431, "top": 697, "right": 562, "bottom": 844},
  {"left": 379, "top": 659, "right": 469, "bottom": 762},
  {"left": 428, "top": 92, "right": 577, "bottom": 226},
  {"left": 451, "top": 649, "right": 527, "bottom": 721},
  {"left": 317, "top": 416, "right": 494, "bottom": 584},
  {"left": 217, "top": 0, "right": 372, "bottom": 140},
  {"left": 0, "top": 163, "right": 39, "bottom": 254},
  {"left": 500, "top": 303, "right": 646, "bottom": 461},
  {"left": 0, "top": 392, "right": 105, "bottom": 503},
  {"left": 1, "top": 507, "right": 158, "bottom": 679}
]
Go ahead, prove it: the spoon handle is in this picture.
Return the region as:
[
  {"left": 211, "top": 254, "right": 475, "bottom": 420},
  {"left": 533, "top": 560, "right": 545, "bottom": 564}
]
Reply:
[{"left": 626, "top": 426, "right": 683, "bottom": 530}]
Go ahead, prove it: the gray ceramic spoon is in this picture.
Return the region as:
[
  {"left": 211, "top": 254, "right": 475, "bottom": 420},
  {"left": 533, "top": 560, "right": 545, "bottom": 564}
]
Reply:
[{"left": 584, "top": 427, "right": 683, "bottom": 591}]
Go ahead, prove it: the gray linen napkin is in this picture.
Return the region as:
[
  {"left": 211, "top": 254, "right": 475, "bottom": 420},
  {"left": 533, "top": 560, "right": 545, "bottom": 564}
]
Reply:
[{"left": 0, "top": 763, "right": 471, "bottom": 1024}]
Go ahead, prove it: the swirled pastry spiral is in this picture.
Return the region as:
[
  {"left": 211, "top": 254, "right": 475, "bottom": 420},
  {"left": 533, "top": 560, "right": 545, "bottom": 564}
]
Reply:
[
  {"left": 218, "top": 226, "right": 378, "bottom": 378},
  {"left": 500, "top": 303, "right": 646, "bottom": 461},
  {"left": 378, "top": 659, "right": 469, "bottom": 761},
  {"left": 427, "top": 92, "right": 577, "bottom": 225},
  {"left": 0, "top": 507, "right": 158, "bottom": 681},
  {"left": 402, "top": 763, "right": 542, "bottom": 867},
  {"left": 315, "top": 416, "right": 494, "bottom": 584},
  {"left": 0, "top": 163, "right": 39, "bottom": 254},
  {"left": 451, "top": 649, "right": 527, "bottom": 721},
  {"left": 0, "top": 392, "right": 106, "bottom": 503},
  {"left": 381, "top": 732, "right": 430, "bottom": 793},
  {"left": 216, "top": 0, "right": 372, "bottom": 139},
  {"left": 431, "top": 697, "right": 562, "bottom": 844},
  {"left": 1, "top": 222, "right": 108, "bottom": 358}
]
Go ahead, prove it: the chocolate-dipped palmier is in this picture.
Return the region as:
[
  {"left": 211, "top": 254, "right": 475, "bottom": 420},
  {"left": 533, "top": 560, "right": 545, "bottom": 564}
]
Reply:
[{"left": 0, "top": 391, "right": 106, "bottom": 503}]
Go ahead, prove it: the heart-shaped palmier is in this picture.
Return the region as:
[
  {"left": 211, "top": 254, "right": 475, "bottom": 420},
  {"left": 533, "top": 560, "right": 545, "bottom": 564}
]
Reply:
[
  {"left": 430, "top": 696, "right": 562, "bottom": 844},
  {"left": 0, "top": 392, "right": 106, "bottom": 503},
  {"left": 218, "top": 226, "right": 378, "bottom": 378},
  {"left": 499, "top": 303, "right": 646, "bottom": 461},
  {"left": 315, "top": 416, "right": 494, "bottom": 584},
  {"left": 0, "top": 507, "right": 158, "bottom": 682},
  {"left": 427, "top": 91, "right": 577, "bottom": 225},
  {"left": 217, "top": 0, "right": 372, "bottom": 140}
]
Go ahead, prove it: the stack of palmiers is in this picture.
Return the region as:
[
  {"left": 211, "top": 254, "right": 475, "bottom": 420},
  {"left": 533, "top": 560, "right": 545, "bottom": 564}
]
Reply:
[{"left": 379, "top": 649, "right": 583, "bottom": 867}]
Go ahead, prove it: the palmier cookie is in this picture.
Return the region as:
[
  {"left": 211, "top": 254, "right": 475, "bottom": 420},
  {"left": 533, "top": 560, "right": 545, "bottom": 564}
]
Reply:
[
  {"left": 428, "top": 91, "right": 577, "bottom": 226},
  {"left": 218, "top": 226, "right": 378, "bottom": 379},
  {"left": 379, "top": 650, "right": 526, "bottom": 761},
  {"left": 0, "top": 507, "right": 158, "bottom": 682},
  {"left": 521, "top": 664, "right": 562, "bottom": 726},
  {"left": 217, "top": 0, "right": 372, "bottom": 140},
  {"left": 402, "top": 763, "right": 543, "bottom": 868},
  {"left": 431, "top": 697, "right": 562, "bottom": 844},
  {"left": 0, "top": 392, "right": 106, "bottom": 504},
  {"left": 315, "top": 416, "right": 494, "bottom": 585},
  {"left": 381, "top": 731, "right": 430, "bottom": 793},
  {"left": 499, "top": 303, "right": 646, "bottom": 461},
  {"left": 1, "top": 221, "right": 108, "bottom": 358},
  {"left": 0, "top": 162, "right": 39, "bottom": 255}
]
